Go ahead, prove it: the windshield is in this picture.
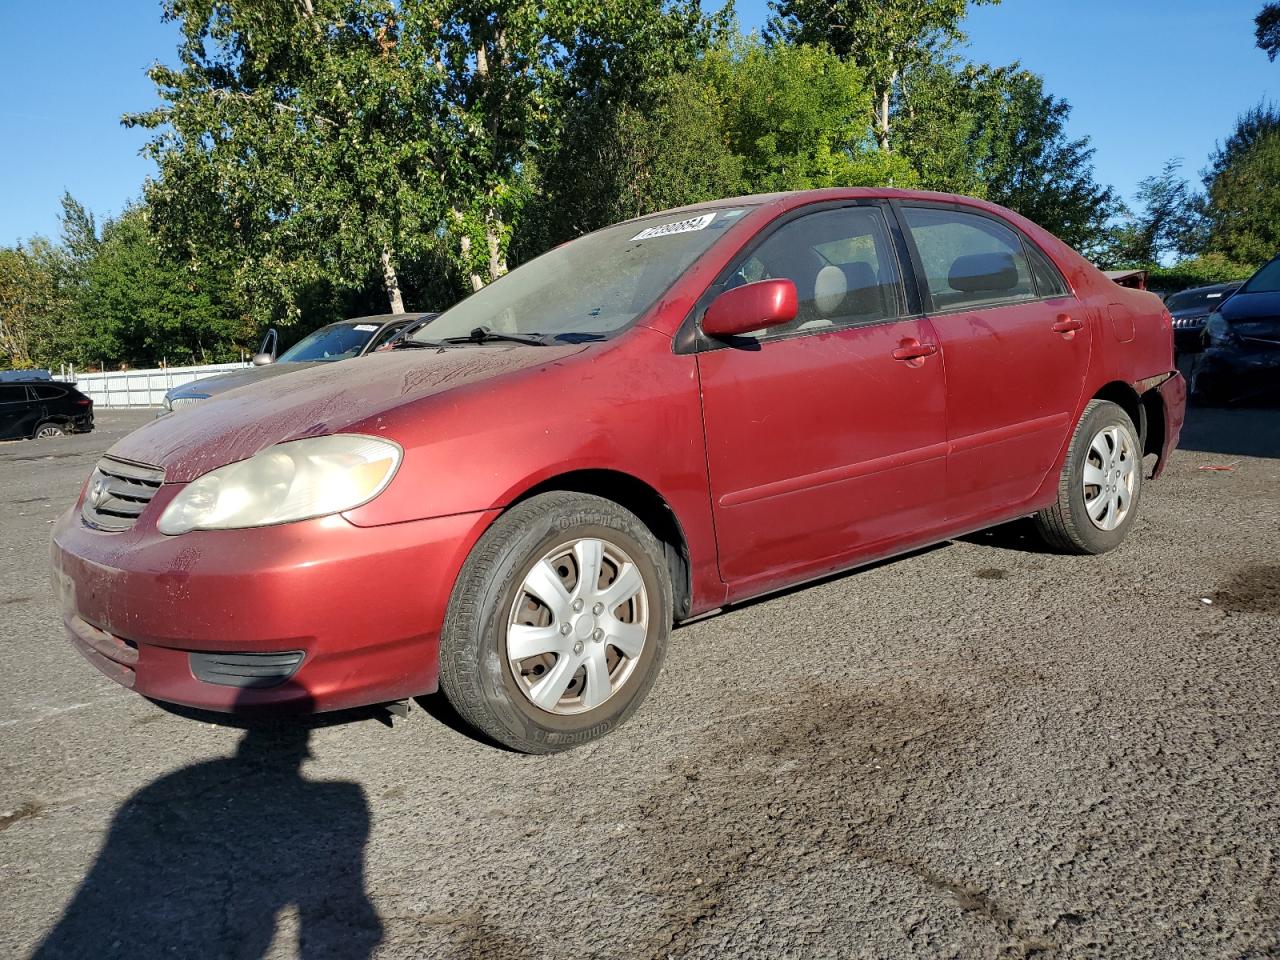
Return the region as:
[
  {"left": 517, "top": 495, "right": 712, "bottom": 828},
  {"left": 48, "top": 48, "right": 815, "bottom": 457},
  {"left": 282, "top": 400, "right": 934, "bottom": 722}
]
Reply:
[
  {"left": 277, "top": 322, "right": 381, "bottom": 362},
  {"left": 1242, "top": 258, "right": 1280, "bottom": 295},
  {"left": 410, "top": 208, "right": 751, "bottom": 344}
]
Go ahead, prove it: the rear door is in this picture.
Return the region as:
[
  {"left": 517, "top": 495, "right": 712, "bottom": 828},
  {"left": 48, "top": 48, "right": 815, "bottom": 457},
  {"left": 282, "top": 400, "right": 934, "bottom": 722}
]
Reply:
[
  {"left": 0, "top": 385, "right": 37, "bottom": 439},
  {"left": 695, "top": 203, "right": 949, "bottom": 595},
  {"left": 896, "top": 204, "right": 1090, "bottom": 521}
]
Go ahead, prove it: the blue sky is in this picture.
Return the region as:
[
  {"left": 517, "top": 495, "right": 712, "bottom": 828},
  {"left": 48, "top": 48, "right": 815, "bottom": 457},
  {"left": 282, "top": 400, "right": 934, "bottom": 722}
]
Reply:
[{"left": 0, "top": 0, "right": 1275, "bottom": 246}]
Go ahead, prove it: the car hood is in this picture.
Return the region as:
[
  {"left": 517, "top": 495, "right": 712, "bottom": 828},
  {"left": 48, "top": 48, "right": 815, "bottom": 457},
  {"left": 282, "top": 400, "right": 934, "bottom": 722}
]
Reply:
[
  {"left": 110, "top": 345, "right": 585, "bottom": 482},
  {"left": 172, "top": 361, "right": 323, "bottom": 398},
  {"left": 1219, "top": 292, "right": 1280, "bottom": 343}
]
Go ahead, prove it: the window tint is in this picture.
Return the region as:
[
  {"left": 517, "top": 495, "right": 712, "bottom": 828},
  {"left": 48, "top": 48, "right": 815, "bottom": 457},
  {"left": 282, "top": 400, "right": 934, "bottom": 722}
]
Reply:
[
  {"left": 0, "top": 385, "right": 29, "bottom": 405},
  {"left": 1025, "top": 242, "right": 1069, "bottom": 298},
  {"left": 32, "top": 384, "right": 67, "bottom": 400},
  {"left": 725, "top": 206, "right": 905, "bottom": 340},
  {"left": 903, "top": 207, "right": 1035, "bottom": 311}
]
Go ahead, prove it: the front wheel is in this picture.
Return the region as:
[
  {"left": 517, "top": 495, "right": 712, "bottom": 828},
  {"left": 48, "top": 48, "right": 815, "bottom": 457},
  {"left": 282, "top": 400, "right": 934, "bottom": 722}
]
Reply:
[
  {"left": 439, "top": 492, "right": 672, "bottom": 754},
  {"left": 1033, "top": 400, "right": 1143, "bottom": 554}
]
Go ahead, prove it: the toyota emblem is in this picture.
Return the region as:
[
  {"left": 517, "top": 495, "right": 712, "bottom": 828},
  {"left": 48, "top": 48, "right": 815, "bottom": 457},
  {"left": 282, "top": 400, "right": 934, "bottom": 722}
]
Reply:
[{"left": 90, "top": 476, "right": 110, "bottom": 509}]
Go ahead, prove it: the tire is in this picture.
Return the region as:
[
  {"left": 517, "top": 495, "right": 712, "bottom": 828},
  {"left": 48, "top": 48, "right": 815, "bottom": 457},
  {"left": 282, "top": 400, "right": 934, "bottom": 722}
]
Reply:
[
  {"left": 34, "top": 422, "right": 67, "bottom": 439},
  {"left": 439, "top": 492, "right": 673, "bottom": 754},
  {"left": 1033, "top": 400, "right": 1144, "bottom": 555}
]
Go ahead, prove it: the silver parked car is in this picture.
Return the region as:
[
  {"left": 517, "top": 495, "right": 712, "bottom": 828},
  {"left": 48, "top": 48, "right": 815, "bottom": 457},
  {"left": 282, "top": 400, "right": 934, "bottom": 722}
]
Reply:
[{"left": 161, "top": 313, "right": 436, "bottom": 412}]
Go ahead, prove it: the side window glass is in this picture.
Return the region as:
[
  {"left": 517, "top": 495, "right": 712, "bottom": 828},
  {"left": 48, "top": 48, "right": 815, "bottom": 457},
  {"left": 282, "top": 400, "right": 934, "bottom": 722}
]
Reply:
[
  {"left": 723, "top": 206, "right": 906, "bottom": 340},
  {"left": 903, "top": 207, "right": 1036, "bottom": 312},
  {"left": 1025, "top": 241, "right": 1070, "bottom": 298},
  {"left": 0, "top": 385, "right": 29, "bottom": 406},
  {"left": 33, "top": 385, "right": 67, "bottom": 400}
]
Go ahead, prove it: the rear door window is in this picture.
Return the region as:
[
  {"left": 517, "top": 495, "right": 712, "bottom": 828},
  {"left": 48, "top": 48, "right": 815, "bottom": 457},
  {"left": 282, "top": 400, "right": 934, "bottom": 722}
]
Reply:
[
  {"left": 32, "top": 384, "right": 67, "bottom": 400},
  {"left": 0, "top": 385, "right": 30, "bottom": 406},
  {"left": 903, "top": 207, "right": 1036, "bottom": 312}
]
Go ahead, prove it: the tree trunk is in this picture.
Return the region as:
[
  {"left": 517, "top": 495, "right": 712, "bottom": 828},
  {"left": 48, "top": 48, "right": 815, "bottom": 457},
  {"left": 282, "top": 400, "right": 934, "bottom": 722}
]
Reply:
[
  {"left": 875, "top": 83, "right": 893, "bottom": 152},
  {"left": 381, "top": 247, "right": 406, "bottom": 314},
  {"left": 484, "top": 211, "right": 508, "bottom": 283},
  {"left": 458, "top": 233, "right": 484, "bottom": 293}
]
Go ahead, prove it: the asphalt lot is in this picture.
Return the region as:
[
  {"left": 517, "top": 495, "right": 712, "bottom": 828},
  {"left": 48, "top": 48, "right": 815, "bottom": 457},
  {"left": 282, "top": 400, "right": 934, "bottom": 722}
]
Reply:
[{"left": 1, "top": 404, "right": 1278, "bottom": 959}]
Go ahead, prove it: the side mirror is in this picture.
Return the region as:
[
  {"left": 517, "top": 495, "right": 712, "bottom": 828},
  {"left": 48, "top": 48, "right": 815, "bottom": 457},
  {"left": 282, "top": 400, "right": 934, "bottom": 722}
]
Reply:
[
  {"left": 702, "top": 279, "right": 798, "bottom": 339},
  {"left": 251, "top": 352, "right": 275, "bottom": 366}
]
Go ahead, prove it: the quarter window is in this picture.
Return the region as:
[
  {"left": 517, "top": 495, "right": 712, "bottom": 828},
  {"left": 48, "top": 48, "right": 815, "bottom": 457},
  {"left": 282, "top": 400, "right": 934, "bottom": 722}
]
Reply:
[
  {"left": 903, "top": 207, "right": 1036, "bottom": 312},
  {"left": 724, "top": 206, "right": 906, "bottom": 340}
]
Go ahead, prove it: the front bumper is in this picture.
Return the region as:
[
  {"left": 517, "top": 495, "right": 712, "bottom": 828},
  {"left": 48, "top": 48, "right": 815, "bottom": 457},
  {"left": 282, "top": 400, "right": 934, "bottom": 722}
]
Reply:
[
  {"left": 1193, "top": 345, "right": 1280, "bottom": 404},
  {"left": 50, "top": 494, "right": 497, "bottom": 714}
]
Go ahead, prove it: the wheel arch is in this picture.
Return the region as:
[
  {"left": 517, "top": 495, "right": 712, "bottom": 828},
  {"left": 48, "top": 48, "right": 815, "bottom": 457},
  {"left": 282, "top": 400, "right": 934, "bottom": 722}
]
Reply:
[
  {"left": 1091, "top": 381, "right": 1146, "bottom": 447},
  {"left": 509, "top": 469, "right": 693, "bottom": 621},
  {"left": 32, "top": 417, "right": 72, "bottom": 438}
]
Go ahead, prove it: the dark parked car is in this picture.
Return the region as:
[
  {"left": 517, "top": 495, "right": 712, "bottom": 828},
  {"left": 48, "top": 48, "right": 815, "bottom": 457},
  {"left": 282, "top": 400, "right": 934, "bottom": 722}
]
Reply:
[
  {"left": 161, "top": 313, "right": 434, "bottom": 412},
  {"left": 1164, "top": 281, "right": 1243, "bottom": 354},
  {"left": 1194, "top": 256, "right": 1280, "bottom": 404},
  {"left": 0, "top": 378, "right": 93, "bottom": 440},
  {"left": 52, "top": 188, "right": 1184, "bottom": 754}
]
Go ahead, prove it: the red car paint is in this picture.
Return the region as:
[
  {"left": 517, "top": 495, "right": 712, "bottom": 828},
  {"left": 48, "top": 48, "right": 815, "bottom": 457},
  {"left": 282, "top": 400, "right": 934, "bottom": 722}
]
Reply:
[{"left": 50, "top": 188, "right": 1184, "bottom": 715}]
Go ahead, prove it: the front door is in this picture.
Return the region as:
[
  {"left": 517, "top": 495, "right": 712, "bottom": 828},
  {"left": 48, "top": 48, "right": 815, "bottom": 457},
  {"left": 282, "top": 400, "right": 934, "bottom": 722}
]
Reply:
[
  {"left": 898, "top": 205, "right": 1091, "bottom": 520},
  {"left": 696, "top": 204, "right": 949, "bottom": 596}
]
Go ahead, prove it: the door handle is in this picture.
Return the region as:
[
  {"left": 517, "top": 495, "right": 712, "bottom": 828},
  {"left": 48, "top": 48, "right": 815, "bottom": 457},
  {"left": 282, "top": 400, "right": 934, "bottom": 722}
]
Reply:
[
  {"left": 892, "top": 339, "right": 938, "bottom": 364},
  {"left": 1052, "top": 314, "right": 1084, "bottom": 334}
]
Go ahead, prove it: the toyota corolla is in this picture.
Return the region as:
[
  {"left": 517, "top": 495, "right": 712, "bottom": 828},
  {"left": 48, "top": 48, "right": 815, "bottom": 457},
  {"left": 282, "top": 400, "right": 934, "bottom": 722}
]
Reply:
[{"left": 51, "top": 189, "right": 1186, "bottom": 753}]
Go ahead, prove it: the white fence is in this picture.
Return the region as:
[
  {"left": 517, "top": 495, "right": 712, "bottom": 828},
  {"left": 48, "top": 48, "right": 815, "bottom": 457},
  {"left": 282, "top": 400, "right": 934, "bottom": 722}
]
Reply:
[{"left": 66, "top": 361, "right": 250, "bottom": 408}]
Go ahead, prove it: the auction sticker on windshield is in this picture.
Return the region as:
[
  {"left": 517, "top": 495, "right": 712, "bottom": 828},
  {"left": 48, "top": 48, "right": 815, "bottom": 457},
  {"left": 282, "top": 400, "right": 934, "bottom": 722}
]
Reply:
[
  {"left": 354, "top": 324, "right": 379, "bottom": 331},
  {"left": 632, "top": 213, "right": 716, "bottom": 241}
]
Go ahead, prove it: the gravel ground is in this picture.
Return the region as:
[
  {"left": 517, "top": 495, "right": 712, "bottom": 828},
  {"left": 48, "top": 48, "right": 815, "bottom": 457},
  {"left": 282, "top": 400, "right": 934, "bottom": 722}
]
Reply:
[{"left": 1, "top": 405, "right": 1278, "bottom": 959}]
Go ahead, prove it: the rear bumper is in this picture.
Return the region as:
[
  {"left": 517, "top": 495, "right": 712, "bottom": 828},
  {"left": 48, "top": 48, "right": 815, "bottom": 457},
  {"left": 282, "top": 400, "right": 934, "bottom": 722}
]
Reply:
[
  {"left": 1151, "top": 371, "right": 1186, "bottom": 481},
  {"left": 50, "top": 501, "right": 497, "bottom": 713}
]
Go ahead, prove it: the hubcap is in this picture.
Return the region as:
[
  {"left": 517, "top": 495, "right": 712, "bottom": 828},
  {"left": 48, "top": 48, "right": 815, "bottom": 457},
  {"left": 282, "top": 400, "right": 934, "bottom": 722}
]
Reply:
[
  {"left": 37, "top": 426, "right": 60, "bottom": 438},
  {"left": 506, "top": 538, "right": 648, "bottom": 715},
  {"left": 1082, "top": 424, "right": 1136, "bottom": 531}
]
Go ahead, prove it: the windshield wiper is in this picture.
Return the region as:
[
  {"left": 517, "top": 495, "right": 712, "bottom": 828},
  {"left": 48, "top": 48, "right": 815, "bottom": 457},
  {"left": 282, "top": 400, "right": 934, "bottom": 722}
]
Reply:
[
  {"left": 441, "top": 326, "right": 550, "bottom": 347},
  {"left": 391, "top": 338, "right": 446, "bottom": 350}
]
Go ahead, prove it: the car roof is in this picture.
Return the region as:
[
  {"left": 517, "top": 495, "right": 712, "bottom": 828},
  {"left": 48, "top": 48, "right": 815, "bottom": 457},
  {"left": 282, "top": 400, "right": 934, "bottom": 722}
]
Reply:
[
  {"left": 1173, "top": 281, "right": 1243, "bottom": 295},
  {"left": 631, "top": 187, "right": 1014, "bottom": 224}
]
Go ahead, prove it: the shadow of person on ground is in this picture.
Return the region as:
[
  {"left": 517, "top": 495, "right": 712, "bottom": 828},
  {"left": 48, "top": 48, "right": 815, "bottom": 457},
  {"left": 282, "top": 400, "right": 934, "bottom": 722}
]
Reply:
[{"left": 31, "top": 694, "right": 382, "bottom": 960}]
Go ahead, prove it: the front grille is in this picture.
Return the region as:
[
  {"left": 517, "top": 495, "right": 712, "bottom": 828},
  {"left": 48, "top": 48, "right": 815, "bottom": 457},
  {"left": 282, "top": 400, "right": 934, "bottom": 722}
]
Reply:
[
  {"left": 81, "top": 457, "right": 165, "bottom": 532},
  {"left": 1172, "top": 317, "right": 1204, "bottom": 329},
  {"left": 169, "top": 396, "right": 206, "bottom": 408}
]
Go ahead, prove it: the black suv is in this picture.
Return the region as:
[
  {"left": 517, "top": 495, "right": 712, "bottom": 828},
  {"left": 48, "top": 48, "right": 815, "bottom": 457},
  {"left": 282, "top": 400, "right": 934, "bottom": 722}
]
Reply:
[{"left": 0, "top": 379, "right": 94, "bottom": 440}]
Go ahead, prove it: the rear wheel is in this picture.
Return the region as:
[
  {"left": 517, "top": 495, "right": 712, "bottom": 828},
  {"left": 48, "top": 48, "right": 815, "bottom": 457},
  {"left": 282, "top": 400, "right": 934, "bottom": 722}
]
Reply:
[
  {"left": 34, "top": 422, "right": 67, "bottom": 439},
  {"left": 1033, "top": 400, "right": 1143, "bottom": 554},
  {"left": 439, "top": 492, "right": 672, "bottom": 753}
]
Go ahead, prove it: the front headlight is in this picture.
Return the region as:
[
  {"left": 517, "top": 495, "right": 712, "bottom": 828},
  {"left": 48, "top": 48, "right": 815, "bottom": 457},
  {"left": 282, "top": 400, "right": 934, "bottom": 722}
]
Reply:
[
  {"left": 1204, "top": 312, "right": 1237, "bottom": 347},
  {"left": 157, "top": 434, "right": 402, "bottom": 535}
]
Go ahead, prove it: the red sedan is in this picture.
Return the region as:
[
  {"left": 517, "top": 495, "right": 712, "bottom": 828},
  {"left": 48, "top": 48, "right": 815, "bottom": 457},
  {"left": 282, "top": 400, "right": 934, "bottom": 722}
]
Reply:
[{"left": 50, "top": 189, "right": 1185, "bottom": 753}]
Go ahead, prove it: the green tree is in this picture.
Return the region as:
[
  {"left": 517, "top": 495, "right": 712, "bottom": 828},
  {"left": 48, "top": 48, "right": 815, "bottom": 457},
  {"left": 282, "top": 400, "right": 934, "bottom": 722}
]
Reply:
[
  {"left": 766, "top": 0, "right": 1000, "bottom": 151},
  {"left": 1259, "top": 2, "right": 1280, "bottom": 60},
  {"left": 894, "top": 63, "right": 1118, "bottom": 252},
  {"left": 521, "top": 39, "right": 913, "bottom": 256},
  {"left": 1203, "top": 126, "right": 1280, "bottom": 266},
  {"left": 1103, "top": 160, "right": 1204, "bottom": 267},
  {"left": 82, "top": 206, "right": 253, "bottom": 367},
  {"left": 128, "top": 0, "right": 445, "bottom": 321},
  {"left": 0, "top": 241, "right": 73, "bottom": 368}
]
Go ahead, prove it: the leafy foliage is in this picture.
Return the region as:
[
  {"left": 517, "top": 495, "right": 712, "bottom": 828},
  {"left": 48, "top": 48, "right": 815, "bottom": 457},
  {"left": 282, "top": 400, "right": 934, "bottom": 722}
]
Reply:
[
  {"left": 1259, "top": 2, "right": 1280, "bottom": 60},
  {"left": 766, "top": 0, "right": 1000, "bottom": 149},
  {"left": 1203, "top": 125, "right": 1280, "bottom": 265}
]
